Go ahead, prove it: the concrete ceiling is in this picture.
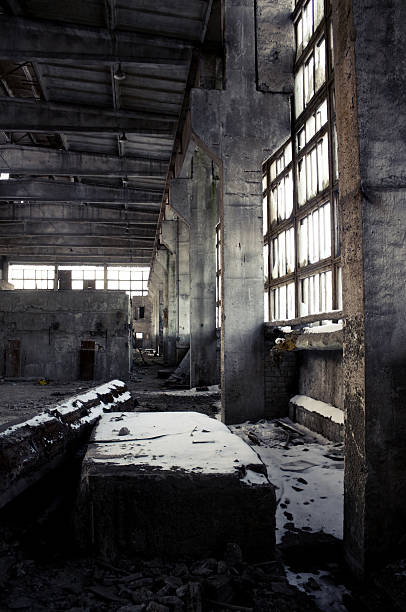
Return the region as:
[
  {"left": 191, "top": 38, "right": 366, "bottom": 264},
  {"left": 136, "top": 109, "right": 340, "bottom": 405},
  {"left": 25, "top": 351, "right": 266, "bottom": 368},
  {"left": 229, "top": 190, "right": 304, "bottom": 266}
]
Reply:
[{"left": 0, "top": 0, "right": 219, "bottom": 264}]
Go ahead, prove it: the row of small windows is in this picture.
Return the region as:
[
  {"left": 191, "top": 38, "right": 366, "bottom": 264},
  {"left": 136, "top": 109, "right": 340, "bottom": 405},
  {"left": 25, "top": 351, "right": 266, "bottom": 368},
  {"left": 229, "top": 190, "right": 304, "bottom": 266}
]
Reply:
[{"left": 8, "top": 265, "right": 149, "bottom": 296}]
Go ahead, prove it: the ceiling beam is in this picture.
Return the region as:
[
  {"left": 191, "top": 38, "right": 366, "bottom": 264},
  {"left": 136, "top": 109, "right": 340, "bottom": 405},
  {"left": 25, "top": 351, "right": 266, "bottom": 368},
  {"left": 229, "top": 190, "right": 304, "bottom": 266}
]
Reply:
[
  {"left": 0, "top": 179, "right": 163, "bottom": 204},
  {"left": 0, "top": 240, "right": 153, "bottom": 249},
  {"left": 0, "top": 223, "right": 155, "bottom": 239},
  {"left": 8, "top": 256, "right": 151, "bottom": 264},
  {"left": 0, "top": 145, "right": 169, "bottom": 177},
  {"left": 0, "top": 98, "right": 177, "bottom": 133},
  {"left": 0, "top": 16, "right": 195, "bottom": 64},
  {"left": 0, "top": 218, "right": 157, "bottom": 226}
]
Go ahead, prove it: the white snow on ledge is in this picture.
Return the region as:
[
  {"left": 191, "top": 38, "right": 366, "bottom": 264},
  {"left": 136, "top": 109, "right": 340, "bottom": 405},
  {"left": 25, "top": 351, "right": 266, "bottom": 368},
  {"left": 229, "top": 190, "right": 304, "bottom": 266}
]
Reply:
[
  {"left": 290, "top": 394, "right": 344, "bottom": 425},
  {"left": 303, "top": 322, "right": 343, "bottom": 334}
]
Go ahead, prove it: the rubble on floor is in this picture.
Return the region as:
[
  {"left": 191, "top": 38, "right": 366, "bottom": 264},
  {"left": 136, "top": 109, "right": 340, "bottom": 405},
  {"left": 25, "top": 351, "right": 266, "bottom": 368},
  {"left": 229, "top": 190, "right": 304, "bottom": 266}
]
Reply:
[{"left": 0, "top": 547, "right": 321, "bottom": 611}]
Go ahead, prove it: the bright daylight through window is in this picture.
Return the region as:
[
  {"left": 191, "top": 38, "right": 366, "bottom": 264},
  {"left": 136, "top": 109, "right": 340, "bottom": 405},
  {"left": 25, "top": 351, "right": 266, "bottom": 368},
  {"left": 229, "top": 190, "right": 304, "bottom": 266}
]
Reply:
[{"left": 263, "top": 0, "right": 341, "bottom": 323}]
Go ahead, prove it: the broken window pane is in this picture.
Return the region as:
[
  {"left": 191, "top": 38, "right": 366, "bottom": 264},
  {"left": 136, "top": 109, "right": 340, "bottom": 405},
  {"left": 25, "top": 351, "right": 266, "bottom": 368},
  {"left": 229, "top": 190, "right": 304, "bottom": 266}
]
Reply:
[
  {"left": 263, "top": 244, "right": 269, "bottom": 282},
  {"left": 304, "top": 54, "right": 314, "bottom": 106},
  {"left": 314, "top": 0, "right": 324, "bottom": 28},
  {"left": 294, "top": 65, "right": 304, "bottom": 117},
  {"left": 303, "top": 0, "right": 313, "bottom": 48},
  {"left": 285, "top": 171, "right": 294, "bottom": 218},
  {"left": 315, "top": 38, "right": 326, "bottom": 92},
  {"left": 298, "top": 158, "right": 306, "bottom": 206},
  {"left": 296, "top": 16, "right": 303, "bottom": 57},
  {"left": 286, "top": 227, "right": 295, "bottom": 273},
  {"left": 278, "top": 231, "right": 287, "bottom": 277}
]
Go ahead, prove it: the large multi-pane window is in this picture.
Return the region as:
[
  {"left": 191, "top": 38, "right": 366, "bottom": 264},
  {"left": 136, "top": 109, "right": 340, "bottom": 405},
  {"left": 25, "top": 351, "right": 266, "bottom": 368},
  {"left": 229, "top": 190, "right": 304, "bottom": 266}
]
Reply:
[
  {"left": 8, "top": 264, "right": 149, "bottom": 297},
  {"left": 9, "top": 265, "right": 55, "bottom": 289},
  {"left": 107, "top": 267, "right": 149, "bottom": 297},
  {"left": 264, "top": 0, "right": 341, "bottom": 322},
  {"left": 58, "top": 265, "right": 104, "bottom": 290}
]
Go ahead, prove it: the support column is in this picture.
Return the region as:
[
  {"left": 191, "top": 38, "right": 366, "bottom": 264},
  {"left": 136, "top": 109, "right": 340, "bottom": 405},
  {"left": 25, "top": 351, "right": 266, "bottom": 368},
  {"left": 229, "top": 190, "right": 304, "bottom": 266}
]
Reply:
[
  {"left": 189, "top": 150, "right": 218, "bottom": 388},
  {"left": 170, "top": 178, "right": 192, "bottom": 363},
  {"left": 161, "top": 219, "right": 177, "bottom": 366},
  {"left": 177, "top": 219, "right": 190, "bottom": 361},
  {"left": 333, "top": 0, "right": 406, "bottom": 576},
  {"left": 190, "top": 0, "right": 292, "bottom": 423},
  {"left": 155, "top": 249, "right": 170, "bottom": 363}
]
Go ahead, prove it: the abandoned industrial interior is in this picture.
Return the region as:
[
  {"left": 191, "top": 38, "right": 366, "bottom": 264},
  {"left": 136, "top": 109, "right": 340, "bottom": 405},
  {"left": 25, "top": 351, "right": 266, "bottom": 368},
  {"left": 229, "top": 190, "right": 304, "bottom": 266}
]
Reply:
[{"left": 0, "top": 0, "right": 404, "bottom": 610}]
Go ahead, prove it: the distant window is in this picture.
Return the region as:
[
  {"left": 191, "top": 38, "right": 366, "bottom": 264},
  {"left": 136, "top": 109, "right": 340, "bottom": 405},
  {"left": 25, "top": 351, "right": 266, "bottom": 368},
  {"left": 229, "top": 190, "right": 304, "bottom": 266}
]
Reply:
[
  {"left": 59, "top": 265, "right": 104, "bottom": 290},
  {"left": 9, "top": 265, "right": 54, "bottom": 289},
  {"left": 136, "top": 332, "right": 144, "bottom": 339},
  {"left": 107, "top": 266, "right": 149, "bottom": 297},
  {"left": 139, "top": 306, "right": 145, "bottom": 319}
]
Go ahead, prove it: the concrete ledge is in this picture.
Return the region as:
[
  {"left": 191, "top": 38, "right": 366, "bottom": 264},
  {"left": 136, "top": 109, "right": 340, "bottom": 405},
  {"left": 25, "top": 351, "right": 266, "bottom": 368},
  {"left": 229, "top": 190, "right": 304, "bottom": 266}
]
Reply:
[
  {"left": 77, "top": 411, "right": 276, "bottom": 561},
  {"left": 266, "top": 323, "right": 343, "bottom": 352},
  {"left": 289, "top": 395, "right": 344, "bottom": 442},
  {"left": 0, "top": 380, "right": 132, "bottom": 510}
]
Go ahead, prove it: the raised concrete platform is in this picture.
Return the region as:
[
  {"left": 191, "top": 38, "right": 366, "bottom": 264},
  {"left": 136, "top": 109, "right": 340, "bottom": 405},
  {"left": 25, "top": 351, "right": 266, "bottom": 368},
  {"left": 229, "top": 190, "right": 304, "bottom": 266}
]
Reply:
[
  {"left": 0, "top": 380, "right": 132, "bottom": 509},
  {"left": 77, "top": 411, "right": 276, "bottom": 561},
  {"left": 289, "top": 395, "right": 344, "bottom": 442}
]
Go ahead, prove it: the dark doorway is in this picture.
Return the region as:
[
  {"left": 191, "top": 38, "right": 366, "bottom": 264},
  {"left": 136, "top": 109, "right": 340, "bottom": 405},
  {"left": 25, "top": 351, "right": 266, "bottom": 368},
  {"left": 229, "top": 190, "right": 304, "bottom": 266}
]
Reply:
[
  {"left": 5, "top": 339, "right": 20, "bottom": 377},
  {"left": 79, "top": 340, "right": 95, "bottom": 380}
]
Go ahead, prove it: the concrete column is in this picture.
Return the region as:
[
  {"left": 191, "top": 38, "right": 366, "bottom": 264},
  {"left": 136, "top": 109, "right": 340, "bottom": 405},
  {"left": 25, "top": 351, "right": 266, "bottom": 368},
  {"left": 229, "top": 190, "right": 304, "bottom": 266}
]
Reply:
[
  {"left": 150, "top": 263, "right": 166, "bottom": 358},
  {"left": 169, "top": 179, "right": 193, "bottom": 363},
  {"left": 190, "top": 0, "right": 292, "bottom": 423},
  {"left": 155, "top": 249, "right": 169, "bottom": 363},
  {"left": 177, "top": 219, "right": 190, "bottom": 361},
  {"left": 161, "top": 220, "right": 177, "bottom": 366},
  {"left": 188, "top": 150, "right": 218, "bottom": 388},
  {"left": 333, "top": 0, "right": 406, "bottom": 576}
]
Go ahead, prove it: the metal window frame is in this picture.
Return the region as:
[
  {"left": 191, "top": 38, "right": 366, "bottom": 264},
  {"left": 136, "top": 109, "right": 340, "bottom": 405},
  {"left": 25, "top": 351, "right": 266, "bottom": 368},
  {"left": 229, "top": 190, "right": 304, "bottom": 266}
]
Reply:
[{"left": 263, "top": 0, "right": 340, "bottom": 324}]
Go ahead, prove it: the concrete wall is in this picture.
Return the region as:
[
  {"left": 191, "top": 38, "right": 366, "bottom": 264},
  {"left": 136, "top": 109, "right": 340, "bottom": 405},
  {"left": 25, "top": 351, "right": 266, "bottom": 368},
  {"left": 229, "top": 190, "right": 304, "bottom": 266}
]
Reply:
[
  {"left": 0, "top": 290, "right": 130, "bottom": 381},
  {"left": 298, "top": 352, "right": 343, "bottom": 411},
  {"left": 132, "top": 295, "right": 153, "bottom": 349}
]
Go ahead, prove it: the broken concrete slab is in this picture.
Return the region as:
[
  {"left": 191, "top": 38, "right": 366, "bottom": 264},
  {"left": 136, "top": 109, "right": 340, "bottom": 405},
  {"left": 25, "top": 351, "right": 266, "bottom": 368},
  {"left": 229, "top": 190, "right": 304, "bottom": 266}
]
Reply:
[
  {"left": 0, "top": 380, "right": 132, "bottom": 510},
  {"left": 77, "top": 411, "right": 276, "bottom": 561}
]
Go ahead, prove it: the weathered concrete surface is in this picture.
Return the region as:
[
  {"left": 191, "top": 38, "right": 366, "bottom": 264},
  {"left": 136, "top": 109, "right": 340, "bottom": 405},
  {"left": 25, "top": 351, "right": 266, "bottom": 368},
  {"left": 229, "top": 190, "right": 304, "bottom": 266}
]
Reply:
[
  {"left": 289, "top": 396, "right": 344, "bottom": 443},
  {"left": 77, "top": 411, "right": 276, "bottom": 561},
  {"left": 298, "top": 352, "right": 343, "bottom": 412},
  {"left": 189, "top": 150, "right": 218, "bottom": 388},
  {"left": 256, "top": 0, "right": 294, "bottom": 93},
  {"left": 0, "top": 290, "right": 130, "bottom": 381},
  {"left": 132, "top": 295, "right": 153, "bottom": 350},
  {"left": 333, "top": 0, "right": 406, "bottom": 576},
  {"left": 190, "top": 0, "right": 292, "bottom": 424},
  {"left": 0, "top": 380, "right": 132, "bottom": 510}
]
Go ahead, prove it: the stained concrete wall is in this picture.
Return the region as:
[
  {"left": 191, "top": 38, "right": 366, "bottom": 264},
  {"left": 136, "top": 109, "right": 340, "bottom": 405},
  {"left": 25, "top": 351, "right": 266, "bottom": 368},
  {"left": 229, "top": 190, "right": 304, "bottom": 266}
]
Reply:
[
  {"left": 0, "top": 290, "right": 130, "bottom": 381},
  {"left": 132, "top": 295, "right": 153, "bottom": 349},
  {"left": 333, "top": 0, "right": 406, "bottom": 575},
  {"left": 298, "top": 352, "right": 343, "bottom": 412}
]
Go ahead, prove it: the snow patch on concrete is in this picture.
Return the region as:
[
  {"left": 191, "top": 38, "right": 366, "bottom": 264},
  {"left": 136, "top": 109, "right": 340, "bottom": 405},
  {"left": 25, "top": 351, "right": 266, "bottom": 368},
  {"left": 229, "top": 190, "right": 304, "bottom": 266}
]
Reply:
[{"left": 290, "top": 394, "right": 344, "bottom": 425}]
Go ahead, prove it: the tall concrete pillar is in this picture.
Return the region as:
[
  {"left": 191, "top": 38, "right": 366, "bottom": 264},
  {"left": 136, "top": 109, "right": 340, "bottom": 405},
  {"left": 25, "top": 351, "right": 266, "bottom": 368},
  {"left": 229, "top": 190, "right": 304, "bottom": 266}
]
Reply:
[
  {"left": 177, "top": 219, "right": 190, "bottom": 362},
  {"left": 189, "top": 150, "right": 218, "bottom": 388},
  {"left": 333, "top": 0, "right": 406, "bottom": 576},
  {"left": 190, "top": 0, "right": 292, "bottom": 423},
  {"left": 161, "top": 220, "right": 177, "bottom": 366},
  {"left": 169, "top": 180, "right": 192, "bottom": 363}
]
